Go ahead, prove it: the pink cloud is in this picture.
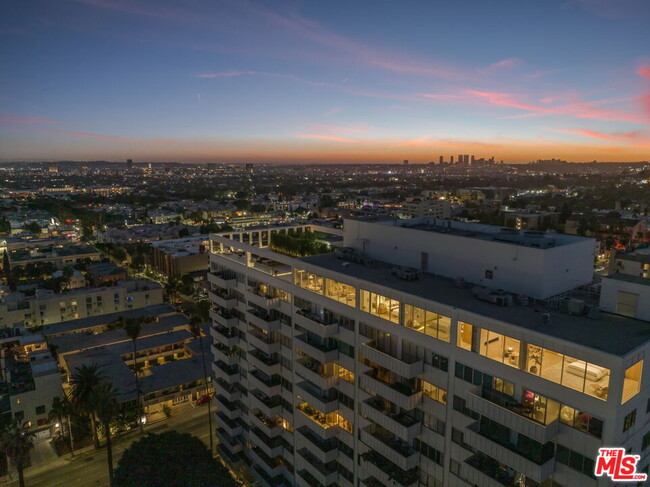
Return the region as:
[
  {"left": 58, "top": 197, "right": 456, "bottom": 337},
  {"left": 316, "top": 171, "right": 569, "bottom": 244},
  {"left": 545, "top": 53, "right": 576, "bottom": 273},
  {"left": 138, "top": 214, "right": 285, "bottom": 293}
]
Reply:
[
  {"left": 477, "top": 58, "right": 520, "bottom": 74},
  {"left": 551, "top": 128, "right": 650, "bottom": 144},
  {"left": 465, "top": 90, "right": 649, "bottom": 124},
  {"left": 637, "top": 65, "right": 650, "bottom": 80},
  {"left": 0, "top": 116, "right": 63, "bottom": 124},
  {"left": 42, "top": 129, "right": 174, "bottom": 144}
]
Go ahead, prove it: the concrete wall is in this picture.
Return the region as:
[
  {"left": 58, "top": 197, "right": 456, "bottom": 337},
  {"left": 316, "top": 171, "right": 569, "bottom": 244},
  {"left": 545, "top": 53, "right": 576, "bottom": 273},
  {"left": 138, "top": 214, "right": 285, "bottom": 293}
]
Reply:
[{"left": 343, "top": 219, "right": 594, "bottom": 299}]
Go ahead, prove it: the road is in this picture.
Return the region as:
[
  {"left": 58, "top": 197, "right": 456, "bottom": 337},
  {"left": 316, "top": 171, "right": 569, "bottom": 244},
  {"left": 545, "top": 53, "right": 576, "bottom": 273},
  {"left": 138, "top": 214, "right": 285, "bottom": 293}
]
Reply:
[{"left": 9, "top": 404, "right": 213, "bottom": 487}]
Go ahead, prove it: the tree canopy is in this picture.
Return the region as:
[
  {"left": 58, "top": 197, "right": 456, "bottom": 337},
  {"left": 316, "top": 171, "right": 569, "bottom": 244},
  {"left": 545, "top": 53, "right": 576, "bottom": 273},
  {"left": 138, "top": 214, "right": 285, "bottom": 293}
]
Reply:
[{"left": 113, "top": 431, "right": 238, "bottom": 487}]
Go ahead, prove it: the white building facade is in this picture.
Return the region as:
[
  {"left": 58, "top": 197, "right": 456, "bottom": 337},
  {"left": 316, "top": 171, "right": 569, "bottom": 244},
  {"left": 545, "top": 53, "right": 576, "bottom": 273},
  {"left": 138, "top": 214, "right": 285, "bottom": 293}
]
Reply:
[{"left": 208, "top": 221, "right": 649, "bottom": 487}]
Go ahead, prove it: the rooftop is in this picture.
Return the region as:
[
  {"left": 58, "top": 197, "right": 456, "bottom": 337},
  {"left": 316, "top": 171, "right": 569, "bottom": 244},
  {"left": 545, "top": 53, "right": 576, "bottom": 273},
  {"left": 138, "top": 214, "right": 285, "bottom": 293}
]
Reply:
[
  {"left": 43, "top": 303, "right": 176, "bottom": 336},
  {"left": 301, "top": 252, "right": 650, "bottom": 356},
  {"left": 604, "top": 273, "right": 650, "bottom": 286},
  {"left": 376, "top": 218, "right": 584, "bottom": 249}
]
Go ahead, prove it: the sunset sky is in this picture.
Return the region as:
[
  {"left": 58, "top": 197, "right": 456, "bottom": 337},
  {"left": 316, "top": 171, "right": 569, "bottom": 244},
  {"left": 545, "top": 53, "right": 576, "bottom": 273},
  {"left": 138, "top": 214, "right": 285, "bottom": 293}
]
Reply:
[{"left": 1, "top": 0, "right": 649, "bottom": 163}]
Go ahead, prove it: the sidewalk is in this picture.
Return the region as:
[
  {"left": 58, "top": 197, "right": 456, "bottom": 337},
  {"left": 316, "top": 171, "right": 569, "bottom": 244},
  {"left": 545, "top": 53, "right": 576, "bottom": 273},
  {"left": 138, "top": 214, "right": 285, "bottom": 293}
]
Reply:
[{"left": 1, "top": 401, "right": 201, "bottom": 484}]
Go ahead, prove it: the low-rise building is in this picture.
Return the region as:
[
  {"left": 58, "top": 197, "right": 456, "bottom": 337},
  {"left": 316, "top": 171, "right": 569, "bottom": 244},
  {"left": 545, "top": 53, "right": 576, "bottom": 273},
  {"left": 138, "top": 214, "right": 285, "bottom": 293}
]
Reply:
[
  {"left": 149, "top": 236, "right": 209, "bottom": 277},
  {"left": 7, "top": 243, "right": 101, "bottom": 271},
  {"left": 0, "top": 279, "right": 163, "bottom": 332}
]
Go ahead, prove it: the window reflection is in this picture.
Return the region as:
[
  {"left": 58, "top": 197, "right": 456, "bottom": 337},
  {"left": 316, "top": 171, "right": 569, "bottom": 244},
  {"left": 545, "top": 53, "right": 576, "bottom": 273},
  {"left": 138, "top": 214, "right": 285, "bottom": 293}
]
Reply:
[
  {"left": 457, "top": 321, "right": 473, "bottom": 351},
  {"left": 360, "top": 289, "right": 400, "bottom": 324},
  {"left": 404, "top": 304, "right": 450, "bottom": 342},
  {"left": 622, "top": 360, "right": 643, "bottom": 404}
]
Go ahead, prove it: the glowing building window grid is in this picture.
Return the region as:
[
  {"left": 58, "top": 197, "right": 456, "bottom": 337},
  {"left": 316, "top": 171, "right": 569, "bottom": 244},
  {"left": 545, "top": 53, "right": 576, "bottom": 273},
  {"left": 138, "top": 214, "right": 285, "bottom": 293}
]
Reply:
[{"left": 457, "top": 324, "right": 612, "bottom": 401}]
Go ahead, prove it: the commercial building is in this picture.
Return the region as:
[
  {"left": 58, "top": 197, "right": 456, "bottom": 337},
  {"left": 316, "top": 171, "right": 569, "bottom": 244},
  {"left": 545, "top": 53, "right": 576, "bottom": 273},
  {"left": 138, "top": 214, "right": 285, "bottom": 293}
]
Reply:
[
  {"left": 149, "top": 236, "right": 209, "bottom": 277},
  {"left": 502, "top": 210, "right": 560, "bottom": 231},
  {"left": 0, "top": 278, "right": 163, "bottom": 332},
  {"left": 7, "top": 243, "right": 101, "bottom": 271},
  {"left": 208, "top": 219, "right": 648, "bottom": 487},
  {"left": 400, "top": 199, "right": 451, "bottom": 219}
]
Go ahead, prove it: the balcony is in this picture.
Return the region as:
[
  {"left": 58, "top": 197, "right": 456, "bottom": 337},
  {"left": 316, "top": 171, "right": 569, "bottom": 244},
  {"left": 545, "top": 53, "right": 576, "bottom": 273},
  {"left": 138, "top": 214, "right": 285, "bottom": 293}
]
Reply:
[
  {"left": 360, "top": 372, "right": 422, "bottom": 411},
  {"left": 463, "top": 424, "right": 555, "bottom": 483},
  {"left": 208, "top": 271, "right": 237, "bottom": 289},
  {"left": 248, "top": 369, "right": 282, "bottom": 397},
  {"left": 247, "top": 288, "right": 281, "bottom": 310},
  {"left": 294, "top": 357, "right": 338, "bottom": 390},
  {"left": 251, "top": 427, "right": 284, "bottom": 458},
  {"left": 360, "top": 398, "right": 420, "bottom": 441},
  {"left": 251, "top": 411, "right": 282, "bottom": 438},
  {"left": 360, "top": 426, "right": 419, "bottom": 471},
  {"left": 296, "top": 426, "right": 338, "bottom": 464},
  {"left": 361, "top": 450, "right": 419, "bottom": 487},
  {"left": 250, "top": 391, "right": 282, "bottom": 418},
  {"left": 214, "top": 378, "right": 242, "bottom": 402},
  {"left": 209, "top": 289, "right": 238, "bottom": 309},
  {"left": 216, "top": 427, "right": 243, "bottom": 454},
  {"left": 216, "top": 411, "right": 243, "bottom": 437},
  {"left": 210, "top": 308, "right": 238, "bottom": 328},
  {"left": 295, "top": 334, "right": 338, "bottom": 364},
  {"left": 466, "top": 388, "right": 559, "bottom": 444},
  {"left": 248, "top": 327, "right": 282, "bottom": 354},
  {"left": 211, "top": 324, "right": 238, "bottom": 347},
  {"left": 214, "top": 394, "right": 241, "bottom": 418},
  {"left": 246, "top": 309, "right": 281, "bottom": 332},
  {"left": 296, "top": 403, "right": 338, "bottom": 439},
  {"left": 360, "top": 341, "right": 423, "bottom": 379},
  {"left": 465, "top": 452, "right": 535, "bottom": 487},
  {"left": 248, "top": 349, "right": 281, "bottom": 375},
  {"left": 218, "top": 444, "right": 245, "bottom": 471},
  {"left": 252, "top": 465, "right": 290, "bottom": 487},
  {"left": 295, "top": 381, "right": 338, "bottom": 414},
  {"left": 213, "top": 360, "right": 240, "bottom": 382},
  {"left": 249, "top": 446, "right": 285, "bottom": 478},
  {"left": 294, "top": 309, "right": 339, "bottom": 338},
  {"left": 296, "top": 448, "right": 338, "bottom": 486},
  {"left": 297, "top": 469, "right": 337, "bottom": 487},
  {"left": 212, "top": 343, "right": 239, "bottom": 366}
]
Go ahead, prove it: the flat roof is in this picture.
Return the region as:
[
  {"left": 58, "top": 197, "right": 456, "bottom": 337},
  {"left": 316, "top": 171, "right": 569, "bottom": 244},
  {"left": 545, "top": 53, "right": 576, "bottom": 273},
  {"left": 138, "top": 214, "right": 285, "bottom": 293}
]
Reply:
[
  {"left": 604, "top": 273, "right": 650, "bottom": 286},
  {"left": 139, "top": 354, "right": 208, "bottom": 394},
  {"left": 301, "top": 253, "right": 650, "bottom": 356},
  {"left": 43, "top": 303, "right": 177, "bottom": 336},
  {"left": 52, "top": 314, "right": 189, "bottom": 354}
]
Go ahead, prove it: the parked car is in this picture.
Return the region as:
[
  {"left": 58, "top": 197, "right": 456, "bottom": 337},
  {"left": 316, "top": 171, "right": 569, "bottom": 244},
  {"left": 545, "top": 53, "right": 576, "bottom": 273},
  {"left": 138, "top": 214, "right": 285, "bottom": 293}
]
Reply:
[{"left": 195, "top": 394, "right": 212, "bottom": 406}]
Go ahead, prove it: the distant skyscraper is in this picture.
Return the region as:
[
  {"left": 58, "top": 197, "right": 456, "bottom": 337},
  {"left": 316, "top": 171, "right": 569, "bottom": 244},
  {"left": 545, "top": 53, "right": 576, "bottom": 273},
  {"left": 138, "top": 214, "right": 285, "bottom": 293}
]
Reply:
[
  {"left": 458, "top": 154, "right": 463, "bottom": 165},
  {"left": 439, "top": 156, "right": 443, "bottom": 164},
  {"left": 470, "top": 155, "right": 475, "bottom": 164},
  {"left": 403, "top": 159, "right": 409, "bottom": 165},
  {"left": 450, "top": 155, "right": 454, "bottom": 164},
  {"left": 245, "top": 163, "right": 254, "bottom": 173},
  {"left": 126, "top": 159, "right": 133, "bottom": 170},
  {"left": 48, "top": 161, "right": 58, "bottom": 173},
  {"left": 463, "top": 154, "right": 469, "bottom": 165}
]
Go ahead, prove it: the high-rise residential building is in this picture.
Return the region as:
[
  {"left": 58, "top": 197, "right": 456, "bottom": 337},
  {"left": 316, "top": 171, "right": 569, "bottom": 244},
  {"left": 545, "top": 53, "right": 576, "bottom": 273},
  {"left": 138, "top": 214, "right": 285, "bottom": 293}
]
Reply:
[
  {"left": 126, "top": 159, "right": 134, "bottom": 170},
  {"left": 450, "top": 156, "right": 454, "bottom": 164},
  {"left": 439, "top": 156, "right": 444, "bottom": 164},
  {"left": 208, "top": 218, "right": 648, "bottom": 487},
  {"left": 463, "top": 155, "right": 469, "bottom": 165}
]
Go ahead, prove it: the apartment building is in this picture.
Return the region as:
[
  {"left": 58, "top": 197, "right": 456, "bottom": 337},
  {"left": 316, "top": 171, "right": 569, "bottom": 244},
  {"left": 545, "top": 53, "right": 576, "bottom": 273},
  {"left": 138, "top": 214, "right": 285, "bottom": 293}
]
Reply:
[
  {"left": 0, "top": 278, "right": 163, "bottom": 332},
  {"left": 208, "top": 219, "right": 649, "bottom": 487},
  {"left": 401, "top": 199, "right": 451, "bottom": 219}
]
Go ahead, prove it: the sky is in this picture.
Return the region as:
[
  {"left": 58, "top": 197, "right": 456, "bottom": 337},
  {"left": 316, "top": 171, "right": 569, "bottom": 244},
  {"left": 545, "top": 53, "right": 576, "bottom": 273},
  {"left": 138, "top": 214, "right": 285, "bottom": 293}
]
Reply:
[{"left": 1, "top": 0, "right": 649, "bottom": 164}]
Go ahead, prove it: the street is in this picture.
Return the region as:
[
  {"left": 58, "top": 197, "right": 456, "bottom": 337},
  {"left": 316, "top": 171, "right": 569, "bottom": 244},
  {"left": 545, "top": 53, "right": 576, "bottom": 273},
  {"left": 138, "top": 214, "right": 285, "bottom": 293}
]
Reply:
[{"left": 6, "top": 403, "right": 213, "bottom": 487}]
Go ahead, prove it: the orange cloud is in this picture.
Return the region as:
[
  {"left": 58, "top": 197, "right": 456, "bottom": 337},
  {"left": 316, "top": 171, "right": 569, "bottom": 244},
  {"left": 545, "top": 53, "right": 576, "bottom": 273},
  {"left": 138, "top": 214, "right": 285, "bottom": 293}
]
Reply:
[{"left": 295, "top": 134, "right": 367, "bottom": 144}]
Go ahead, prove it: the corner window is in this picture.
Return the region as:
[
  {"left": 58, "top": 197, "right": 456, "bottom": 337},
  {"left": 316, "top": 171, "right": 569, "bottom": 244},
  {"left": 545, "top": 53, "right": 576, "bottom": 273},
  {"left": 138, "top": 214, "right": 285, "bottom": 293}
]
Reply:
[{"left": 622, "top": 360, "right": 643, "bottom": 404}]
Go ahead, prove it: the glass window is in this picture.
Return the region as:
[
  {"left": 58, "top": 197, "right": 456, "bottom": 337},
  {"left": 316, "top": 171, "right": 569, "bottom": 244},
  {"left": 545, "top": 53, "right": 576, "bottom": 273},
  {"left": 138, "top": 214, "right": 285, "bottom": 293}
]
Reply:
[
  {"left": 622, "top": 360, "right": 643, "bottom": 404},
  {"left": 527, "top": 344, "right": 543, "bottom": 376},
  {"left": 324, "top": 278, "right": 356, "bottom": 307},
  {"left": 361, "top": 289, "right": 400, "bottom": 324},
  {"left": 539, "top": 348, "right": 563, "bottom": 384},
  {"left": 457, "top": 321, "right": 473, "bottom": 351},
  {"left": 423, "top": 381, "right": 447, "bottom": 404}
]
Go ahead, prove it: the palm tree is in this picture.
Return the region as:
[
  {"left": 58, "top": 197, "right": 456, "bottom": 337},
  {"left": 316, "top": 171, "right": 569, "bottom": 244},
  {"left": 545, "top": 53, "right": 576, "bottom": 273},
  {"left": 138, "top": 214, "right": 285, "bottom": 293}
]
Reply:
[
  {"left": 69, "top": 363, "right": 105, "bottom": 449},
  {"left": 49, "top": 396, "right": 74, "bottom": 455},
  {"left": 123, "top": 318, "right": 144, "bottom": 434},
  {"left": 189, "top": 317, "right": 213, "bottom": 453},
  {"left": 93, "top": 381, "right": 120, "bottom": 487},
  {"left": 165, "top": 276, "right": 182, "bottom": 303},
  {"left": 1, "top": 421, "right": 35, "bottom": 487}
]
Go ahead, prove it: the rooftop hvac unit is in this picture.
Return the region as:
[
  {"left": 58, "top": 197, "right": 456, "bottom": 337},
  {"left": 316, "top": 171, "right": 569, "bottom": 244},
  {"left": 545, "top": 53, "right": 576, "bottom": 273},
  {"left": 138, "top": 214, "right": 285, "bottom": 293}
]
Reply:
[{"left": 567, "top": 299, "right": 585, "bottom": 315}]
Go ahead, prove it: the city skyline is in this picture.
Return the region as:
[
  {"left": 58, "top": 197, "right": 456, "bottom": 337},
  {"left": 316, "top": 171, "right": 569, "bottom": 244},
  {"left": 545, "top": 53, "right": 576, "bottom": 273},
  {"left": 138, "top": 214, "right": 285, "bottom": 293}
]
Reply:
[{"left": 1, "top": 0, "right": 650, "bottom": 163}]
